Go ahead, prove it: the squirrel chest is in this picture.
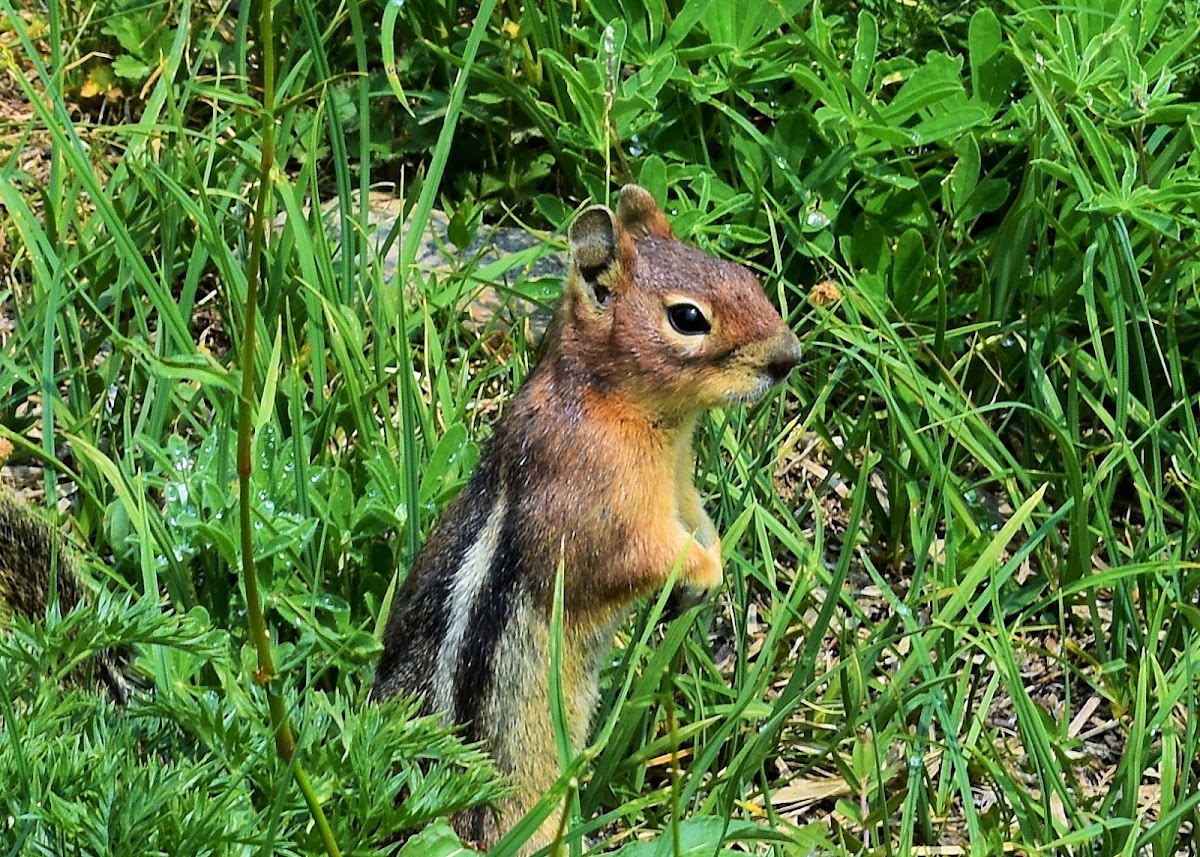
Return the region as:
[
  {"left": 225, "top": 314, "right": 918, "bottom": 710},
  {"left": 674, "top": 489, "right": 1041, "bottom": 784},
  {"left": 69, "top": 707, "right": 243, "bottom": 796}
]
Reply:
[{"left": 372, "top": 185, "right": 801, "bottom": 850}]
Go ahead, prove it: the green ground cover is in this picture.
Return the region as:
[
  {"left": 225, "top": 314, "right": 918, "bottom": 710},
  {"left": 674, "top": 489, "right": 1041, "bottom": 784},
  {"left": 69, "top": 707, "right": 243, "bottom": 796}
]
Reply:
[{"left": 2, "top": 0, "right": 1199, "bottom": 854}]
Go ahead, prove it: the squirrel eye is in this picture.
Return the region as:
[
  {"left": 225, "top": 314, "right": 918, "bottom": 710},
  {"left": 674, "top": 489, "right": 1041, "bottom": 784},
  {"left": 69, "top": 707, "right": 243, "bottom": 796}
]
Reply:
[{"left": 667, "top": 303, "right": 711, "bottom": 335}]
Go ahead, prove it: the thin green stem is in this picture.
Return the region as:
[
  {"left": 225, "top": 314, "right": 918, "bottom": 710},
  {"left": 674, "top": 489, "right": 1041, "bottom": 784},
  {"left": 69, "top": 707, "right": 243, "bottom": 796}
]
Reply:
[
  {"left": 237, "top": 0, "right": 341, "bottom": 853},
  {"left": 664, "top": 665, "right": 682, "bottom": 857}
]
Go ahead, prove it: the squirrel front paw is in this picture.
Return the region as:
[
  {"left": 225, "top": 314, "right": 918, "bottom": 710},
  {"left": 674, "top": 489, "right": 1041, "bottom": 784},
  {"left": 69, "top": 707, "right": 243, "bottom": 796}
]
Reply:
[
  {"left": 665, "top": 540, "right": 721, "bottom": 617},
  {"left": 664, "top": 530, "right": 722, "bottom": 617},
  {"left": 684, "top": 533, "right": 723, "bottom": 590}
]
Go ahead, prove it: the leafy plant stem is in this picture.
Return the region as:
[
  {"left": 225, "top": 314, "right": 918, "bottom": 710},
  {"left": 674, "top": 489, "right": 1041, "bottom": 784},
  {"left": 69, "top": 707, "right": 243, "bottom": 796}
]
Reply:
[
  {"left": 664, "top": 662, "right": 683, "bottom": 857},
  {"left": 236, "top": 0, "right": 341, "bottom": 853}
]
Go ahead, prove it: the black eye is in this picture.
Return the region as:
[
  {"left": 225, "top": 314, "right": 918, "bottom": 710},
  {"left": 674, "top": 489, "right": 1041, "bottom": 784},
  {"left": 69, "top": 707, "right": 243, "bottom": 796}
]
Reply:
[{"left": 667, "top": 303, "right": 711, "bottom": 335}]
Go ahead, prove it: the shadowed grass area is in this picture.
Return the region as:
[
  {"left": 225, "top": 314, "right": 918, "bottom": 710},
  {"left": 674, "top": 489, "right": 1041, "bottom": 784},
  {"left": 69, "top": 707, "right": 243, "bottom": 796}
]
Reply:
[{"left": 2, "top": 0, "right": 1199, "bottom": 854}]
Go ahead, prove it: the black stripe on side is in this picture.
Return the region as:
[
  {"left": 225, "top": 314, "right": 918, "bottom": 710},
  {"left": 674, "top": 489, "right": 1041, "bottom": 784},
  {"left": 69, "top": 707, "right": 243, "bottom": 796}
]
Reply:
[
  {"left": 454, "top": 805, "right": 489, "bottom": 849},
  {"left": 453, "top": 491, "right": 525, "bottom": 740},
  {"left": 372, "top": 452, "right": 499, "bottom": 703}
]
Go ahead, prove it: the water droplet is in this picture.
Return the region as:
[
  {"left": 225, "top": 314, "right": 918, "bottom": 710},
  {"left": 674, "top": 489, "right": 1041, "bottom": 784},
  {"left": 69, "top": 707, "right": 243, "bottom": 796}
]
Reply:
[{"left": 805, "top": 210, "right": 830, "bottom": 229}]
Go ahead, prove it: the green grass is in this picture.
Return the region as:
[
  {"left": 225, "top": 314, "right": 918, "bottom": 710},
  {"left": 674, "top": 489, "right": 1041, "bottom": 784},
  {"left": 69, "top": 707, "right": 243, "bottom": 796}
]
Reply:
[{"left": 2, "top": 0, "right": 1200, "bottom": 854}]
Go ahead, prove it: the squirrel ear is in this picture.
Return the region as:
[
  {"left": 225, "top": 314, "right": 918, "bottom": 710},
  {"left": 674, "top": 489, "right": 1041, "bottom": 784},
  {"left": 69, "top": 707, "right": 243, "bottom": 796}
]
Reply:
[
  {"left": 617, "top": 184, "right": 674, "bottom": 240},
  {"left": 569, "top": 204, "right": 624, "bottom": 307}
]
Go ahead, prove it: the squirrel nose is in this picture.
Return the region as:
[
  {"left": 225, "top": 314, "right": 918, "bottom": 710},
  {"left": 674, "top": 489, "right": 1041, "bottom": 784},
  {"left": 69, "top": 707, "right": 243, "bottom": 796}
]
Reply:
[{"left": 765, "top": 335, "right": 802, "bottom": 383}]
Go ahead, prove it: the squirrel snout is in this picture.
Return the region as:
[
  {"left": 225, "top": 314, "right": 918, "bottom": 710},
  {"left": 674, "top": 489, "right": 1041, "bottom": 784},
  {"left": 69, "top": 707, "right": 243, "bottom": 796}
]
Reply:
[{"left": 764, "top": 335, "right": 802, "bottom": 383}]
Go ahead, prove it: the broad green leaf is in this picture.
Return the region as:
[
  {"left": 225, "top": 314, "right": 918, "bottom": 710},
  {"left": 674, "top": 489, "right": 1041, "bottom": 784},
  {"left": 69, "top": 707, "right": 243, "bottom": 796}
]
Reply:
[
  {"left": 891, "top": 227, "right": 927, "bottom": 315},
  {"left": 851, "top": 11, "right": 878, "bottom": 92}
]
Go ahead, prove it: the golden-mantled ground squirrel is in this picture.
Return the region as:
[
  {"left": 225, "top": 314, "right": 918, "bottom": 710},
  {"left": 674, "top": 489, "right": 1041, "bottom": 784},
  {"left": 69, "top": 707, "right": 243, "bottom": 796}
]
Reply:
[{"left": 371, "top": 185, "right": 802, "bottom": 850}]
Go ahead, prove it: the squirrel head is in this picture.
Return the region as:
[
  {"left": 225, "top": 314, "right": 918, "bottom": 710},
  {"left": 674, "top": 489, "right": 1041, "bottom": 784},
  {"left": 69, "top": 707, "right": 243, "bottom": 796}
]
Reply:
[{"left": 560, "top": 184, "right": 802, "bottom": 422}]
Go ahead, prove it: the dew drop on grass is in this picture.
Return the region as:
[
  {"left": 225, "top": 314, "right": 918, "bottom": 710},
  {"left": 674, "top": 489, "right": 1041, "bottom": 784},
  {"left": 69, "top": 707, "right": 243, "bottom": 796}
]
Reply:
[{"left": 806, "top": 210, "right": 831, "bottom": 229}]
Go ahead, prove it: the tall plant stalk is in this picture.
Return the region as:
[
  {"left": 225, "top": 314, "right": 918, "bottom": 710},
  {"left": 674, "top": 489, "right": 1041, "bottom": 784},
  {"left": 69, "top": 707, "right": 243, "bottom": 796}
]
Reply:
[{"left": 237, "top": 0, "right": 341, "bottom": 853}]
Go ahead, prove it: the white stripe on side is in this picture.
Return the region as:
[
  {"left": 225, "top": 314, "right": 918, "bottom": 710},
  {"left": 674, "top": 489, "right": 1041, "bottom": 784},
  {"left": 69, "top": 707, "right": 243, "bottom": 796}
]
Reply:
[{"left": 431, "top": 486, "right": 508, "bottom": 715}]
